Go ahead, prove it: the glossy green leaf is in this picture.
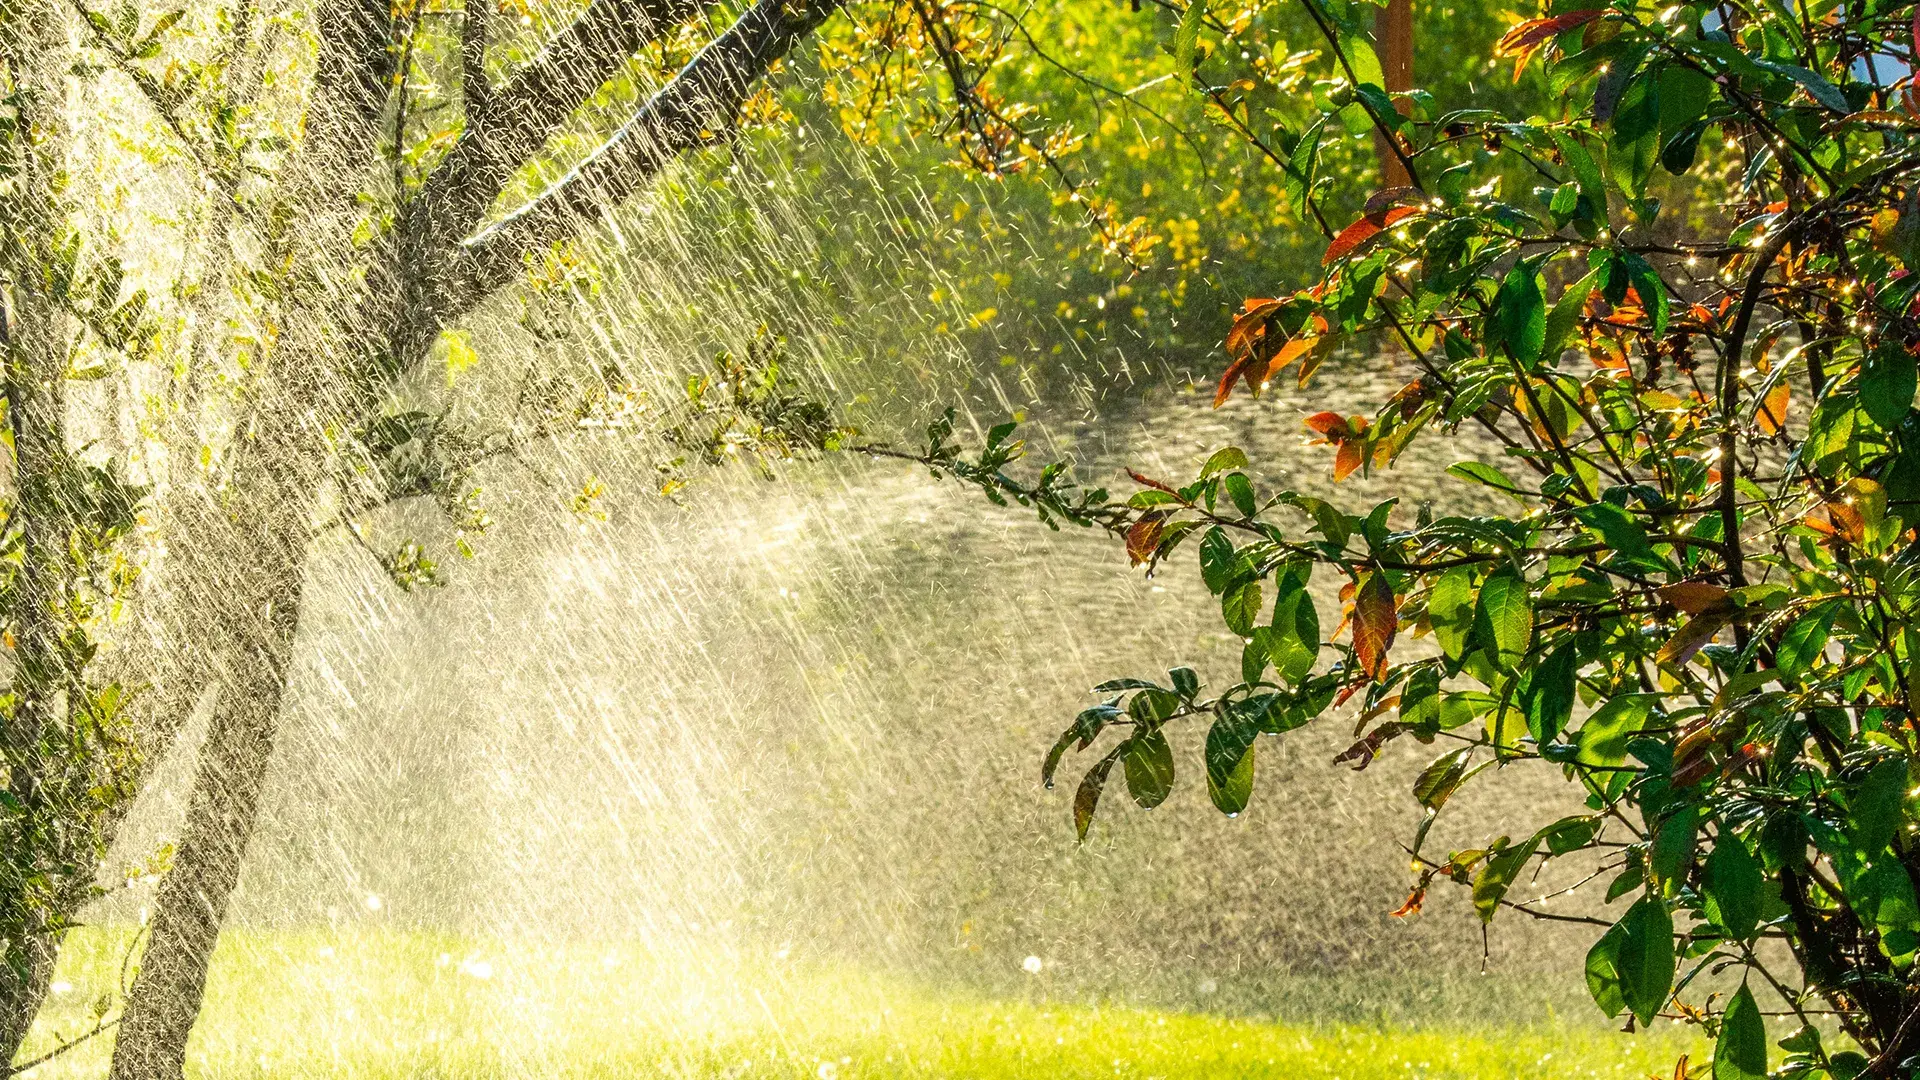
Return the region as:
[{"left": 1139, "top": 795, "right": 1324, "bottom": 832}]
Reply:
[
  {"left": 1713, "top": 983, "right": 1767, "bottom": 1080},
  {"left": 1703, "top": 834, "right": 1763, "bottom": 941},
  {"left": 1122, "top": 729, "right": 1175, "bottom": 809}
]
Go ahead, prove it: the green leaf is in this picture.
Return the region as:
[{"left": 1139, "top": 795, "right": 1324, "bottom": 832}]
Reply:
[
  {"left": 1849, "top": 758, "right": 1909, "bottom": 858},
  {"left": 1650, "top": 806, "right": 1701, "bottom": 895},
  {"left": 1429, "top": 567, "right": 1475, "bottom": 661},
  {"left": 1223, "top": 472, "right": 1258, "bottom": 517},
  {"left": 1617, "top": 895, "right": 1676, "bottom": 1025},
  {"left": 1445, "top": 460, "right": 1523, "bottom": 496},
  {"left": 1520, "top": 642, "right": 1576, "bottom": 744},
  {"left": 1609, "top": 73, "right": 1660, "bottom": 200},
  {"left": 1714, "top": 983, "right": 1768, "bottom": 1080},
  {"left": 1541, "top": 266, "right": 1601, "bottom": 363},
  {"left": 1472, "top": 836, "right": 1540, "bottom": 922},
  {"left": 1173, "top": 0, "right": 1207, "bottom": 71},
  {"left": 1200, "top": 445, "right": 1249, "bottom": 478},
  {"left": 1268, "top": 566, "right": 1320, "bottom": 684},
  {"left": 1169, "top": 666, "right": 1200, "bottom": 699},
  {"left": 1123, "top": 729, "right": 1175, "bottom": 809},
  {"left": 1576, "top": 694, "right": 1656, "bottom": 768},
  {"left": 1495, "top": 263, "right": 1547, "bottom": 367},
  {"left": 1774, "top": 604, "right": 1834, "bottom": 680},
  {"left": 1586, "top": 919, "right": 1629, "bottom": 1018},
  {"left": 1222, "top": 580, "right": 1263, "bottom": 636},
  {"left": 1862, "top": 346, "right": 1917, "bottom": 428},
  {"left": 1205, "top": 713, "right": 1257, "bottom": 815},
  {"left": 1074, "top": 747, "right": 1123, "bottom": 840},
  {"left": 1341, "top": 27, "right": 1386, "bottom": 88},
  {"left": 1703, "top": 834, "right": 1763, "bottom": 941},
  {"left": 1574, "top": 501, "right": 1654, "bottom": 561},
  {"left": 1656, "top": 65, "right": 1714, "bottom": 159},
  {"left": 1284, "top": 116, "right": 1326, "bottom": 218},
  {"left": 1413, "top": 747, "right": 1472, "bottom": 810},
  {"left": 1550, "top": 130, "right": 1608, "bottom": 232},
  {"left": 1198, "top": 527, "right": 1235, "bottom": 594},
  {"left": 1755, "top": 59, "right": 1850, "bottom": 112},
  {"left": 1474, "top": 570, "right": 1533, "bottom": 671}
]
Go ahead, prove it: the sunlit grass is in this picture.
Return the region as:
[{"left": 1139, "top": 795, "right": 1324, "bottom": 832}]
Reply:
[{"left": 20, "top": 927, "right": 1700, "bottom": 1079}]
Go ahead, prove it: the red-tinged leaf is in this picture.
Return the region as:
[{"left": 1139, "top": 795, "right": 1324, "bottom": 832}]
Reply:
[
  {"left": 1390, "top": 887, "right": 1426, "bottom": 918},
  {"left": 1756, "top": 379, "right": 1790, "bottom": 435},
  {"left": 1656, "top": 581, "right": 1729, "bottom": 616},
  {"left": 1657, "top": 608, "right": 1735, "bottom": 667},
  {"left": 1353, "top": 571, "right": 1397, "bottom": 681},
  {"left": 1126, "top": 511, "right": 1169, "bottom": 565},
  {"left": 1826, "top": 500, "right": 1867, "bottom": 543},
  {"left": 1073, "top": 747, "right": 1124, "bottom": 841},
  {"left": 1494, "top": 10, "right": 1605, "bottom": 57},
  {"left": 1304, "top": 411, "right": 1351, "bottom": 438},
  {"left": 1127, "top": 469, "right": 1179, "bottom": 494},
  {"left": 1333, "top": 720, "right": 1408, "bottom": 769},
  {"left": 1333, "top": 439, "right": 1367, "bottom": 481},
  {"left": 1213, "top": 354, "right": 1256, "bottom": 408},
  {"left": 1296, "top": 333, "right": 1337, "bottom": 387},
  {"left": 1332, "top": 673, "right": 1366, "bottom": 709},
  {"left": 1255, "top": 335, "right": 1318, "bottom": 388},
  {"left": 1322, "top": 206, "right": 1423, "bottom": 266},
  {"left": 1223, "top": 297, "right": 1284, "bottom": 358}
]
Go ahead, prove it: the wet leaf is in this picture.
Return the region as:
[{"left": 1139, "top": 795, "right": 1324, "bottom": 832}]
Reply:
[
  {"left": 1122, "top": 729, "right": 1175, "bottom": 809},
  {"left": 1074, "top": 746, "right": 1125, "bottom": 840},
  {"left": 1714, "top": 983, "right": 1767, "bottom": 1080},
  {"left": 1472, "top": 835, "right": 1541, "bottom": 922},
  {"left": 1352, "top": 571, "right": 1397, "bottom": 680},
  {"left": 1474, "top": 569, "right": 1531, "bottom": 671},
  {"left": 1322, "top": 206, "right": 1422, "bottom": 265},
  {"left": 1702, "top": 835, "right": 1762, "bottom": 941},
  {"left": 1205, "top": 713, "right": 1258, "bottom": 815},
  {"left": 1413, "top": 747, "right": 1472, "bottom": 810},
  {"left": 1268, "top": 565, "right": 1320, "bottom": 683}
]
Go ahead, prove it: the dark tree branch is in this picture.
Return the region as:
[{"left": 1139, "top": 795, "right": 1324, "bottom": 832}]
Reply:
[
  {"left": 444, "top": 0, "right": 836, "bottom": 319},
  {"left": 476, "top": 0, "right": 705, "bottom": 173}
]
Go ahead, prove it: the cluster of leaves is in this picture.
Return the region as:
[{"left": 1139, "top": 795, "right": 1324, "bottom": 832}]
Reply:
[
  {"left": 902, "top": 0, "right": 1920, "bottom": 1074},
  {"left": 778, "top": 0, "right": 1536, "bottom": 401}
]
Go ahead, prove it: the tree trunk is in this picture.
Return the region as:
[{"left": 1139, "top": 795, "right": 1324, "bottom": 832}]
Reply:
[
  {"left": 106, "top": 417, "right": 322, "bottom": 1080},
  {"left": 1372, "top": 0, "right": 1413, "bottom": 187}
]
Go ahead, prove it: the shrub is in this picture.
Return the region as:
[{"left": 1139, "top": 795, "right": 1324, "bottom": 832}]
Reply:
[{"left": 899, "top": 0, "right": 1920, "bottom": 1074}]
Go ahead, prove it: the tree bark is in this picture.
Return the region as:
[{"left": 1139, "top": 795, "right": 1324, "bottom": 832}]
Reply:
[
  {"left": 106, "top": 456, "right": 313, "bottom": 1080},
  {"left": 1371, "top": 0, "right": 1412, "bottom": 187}
]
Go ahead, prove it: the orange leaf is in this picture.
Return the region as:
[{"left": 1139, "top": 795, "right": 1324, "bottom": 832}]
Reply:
[
  {"left": 1352, "top": 571, "right": 1397, "bottom": 681},
  {"left": 1390, "top": 887, "right": 1426, "bottom": 918},
  {"left": 1494, "top": 10, "right": 1605, "bottom": 56},
  {"left": 1126, "top": 512, "right": 1168, "bottom": 566},
  {"left": 1493, "top": 10, "right": 1604, "bottom": 80},
  {"left": 1213, "top": 354, "right": 1256, "bottom": 408},
  {"left": 1333, "top": 439, "right": 1367, "bottom": 481},
  {"left": 1657, "top": 608, "right": 1735, "bottom": 667},
  {"left": 1323, "top": 206, "right": 1423, "bottom": 266},
  {"left": 1304, "top": 411, "right": 1351, "bottom": 438},
  {"left": 1826, "top": 500, "right": 1867, "bottom": 543},
  {"left": 1756, "top": 379, "right": 1790, "bottom": 435},
  {"left": 1656, "top": 581, "right": 1730, "bottom": 616},
  {"left": 1224, "top": 297, "right": 1284, "bottom": 358}
]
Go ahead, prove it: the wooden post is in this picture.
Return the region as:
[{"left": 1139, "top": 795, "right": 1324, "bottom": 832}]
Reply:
[{"left": 1374, "top": 0, "right": 1413, "bottom": 187}]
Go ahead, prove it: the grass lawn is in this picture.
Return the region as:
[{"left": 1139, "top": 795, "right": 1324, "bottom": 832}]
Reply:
[{"left": 18, "top": 927, "right": 1701, "bottom": 1079}]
